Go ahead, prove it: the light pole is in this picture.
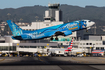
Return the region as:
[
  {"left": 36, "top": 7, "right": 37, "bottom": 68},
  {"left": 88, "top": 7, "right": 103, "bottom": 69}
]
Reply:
[
  {"left": 17, "top": 43, "right": 19, "bottom": 57},
  {"left": 7, "top": 13, "right": 11, "bottom": 35},
  {"left": 8, "top": 42, "right": 10, "bottom": 57}
]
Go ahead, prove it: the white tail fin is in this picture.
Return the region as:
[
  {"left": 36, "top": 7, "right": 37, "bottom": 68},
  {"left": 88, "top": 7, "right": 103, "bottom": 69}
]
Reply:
[
  {"left": 68, "top": 37, "right": 73, "bottom": 49},
  {"left": 65, "top": 38, "right": 73, "bottom": 51}
]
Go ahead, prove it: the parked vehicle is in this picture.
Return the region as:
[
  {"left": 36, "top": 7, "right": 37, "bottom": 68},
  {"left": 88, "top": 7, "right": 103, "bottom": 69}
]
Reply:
[
  {"left": 1, "top": 53, "right": 8, "bottom": 57},
  {"left": 77, "top": 54, "right": 84, "bottom": 57}
]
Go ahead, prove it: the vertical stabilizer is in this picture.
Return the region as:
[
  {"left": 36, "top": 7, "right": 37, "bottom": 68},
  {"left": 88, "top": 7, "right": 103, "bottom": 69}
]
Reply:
[
  {"left": 7, "top": 20, "right": 23, "bottom": 36},
  {"left": 67, "top": 37, "right": 73, "bottom": 50}
]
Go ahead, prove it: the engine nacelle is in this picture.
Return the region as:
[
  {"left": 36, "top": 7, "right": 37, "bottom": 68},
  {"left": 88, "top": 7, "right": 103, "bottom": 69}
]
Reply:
[{"left": 63, "top": 30, "right": 72, "bottom": 36}]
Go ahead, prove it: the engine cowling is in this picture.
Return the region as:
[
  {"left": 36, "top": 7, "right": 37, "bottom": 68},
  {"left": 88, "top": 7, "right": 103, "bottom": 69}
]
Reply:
[{"left": 63, "top": 30, "right": 72, "bottom": 36}]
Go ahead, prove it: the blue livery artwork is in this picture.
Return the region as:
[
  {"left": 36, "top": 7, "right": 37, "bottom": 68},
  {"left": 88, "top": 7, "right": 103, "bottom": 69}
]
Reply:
[{"left": 6, "top": 20, "right": 95, "bottom": 40}]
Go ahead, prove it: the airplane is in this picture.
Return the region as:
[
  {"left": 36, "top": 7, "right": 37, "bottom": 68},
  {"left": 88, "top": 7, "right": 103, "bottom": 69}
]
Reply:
[
  {"left": 6, "top": 20, "right": 95, "bottom": 40},
  {"left": 48, "top": 38, "right": 84, "bottom": 56}
]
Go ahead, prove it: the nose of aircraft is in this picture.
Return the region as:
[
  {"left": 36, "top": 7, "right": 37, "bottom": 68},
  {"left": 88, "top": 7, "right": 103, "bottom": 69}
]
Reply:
[{"left": 86, "top": 21, "right": 95, "bottom": 28}]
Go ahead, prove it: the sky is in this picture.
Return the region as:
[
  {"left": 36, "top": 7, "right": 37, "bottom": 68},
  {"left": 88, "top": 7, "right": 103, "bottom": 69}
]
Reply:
[{"left": 0, "top": 0, "right": 105, "bottom": 9}]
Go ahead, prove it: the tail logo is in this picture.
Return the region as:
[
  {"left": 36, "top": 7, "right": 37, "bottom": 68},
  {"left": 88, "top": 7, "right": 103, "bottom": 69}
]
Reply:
[
  {"left": 65, "top": 38, "right": 73, "bottom": 52},
  {"left": 68, "top": 37, "right": 73, "bottom": 49},
  {"left": 12, "top": 24, "right": 22, "bottom": 36}
]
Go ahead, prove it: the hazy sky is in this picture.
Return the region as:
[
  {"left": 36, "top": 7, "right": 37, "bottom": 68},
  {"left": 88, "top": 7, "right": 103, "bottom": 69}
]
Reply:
[{"left": 0, "top": 0, "right": 105, "bottom": 9}]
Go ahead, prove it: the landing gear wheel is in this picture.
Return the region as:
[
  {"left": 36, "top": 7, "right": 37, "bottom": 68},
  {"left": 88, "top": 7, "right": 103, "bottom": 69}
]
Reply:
[
  {"left": 50, "top": 37, "right": 53, "bottom": 40},
  {"left": 55, "top": 37, "right": 58, "bottom": 40}
]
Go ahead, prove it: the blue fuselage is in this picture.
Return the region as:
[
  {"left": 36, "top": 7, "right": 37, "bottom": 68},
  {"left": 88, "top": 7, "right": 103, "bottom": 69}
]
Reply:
[
  {"left": 6, "top": 20, "right": 86, "bottom": 40},
  {"left": 12, "top": 20, "right": 86, "bottom": 40}
]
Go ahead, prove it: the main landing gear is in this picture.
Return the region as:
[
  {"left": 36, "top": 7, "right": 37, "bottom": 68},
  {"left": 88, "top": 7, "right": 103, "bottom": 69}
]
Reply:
[
  {"left": 50, "top": 36, "right": 53, "bottom": 40},
  {"left": 55, "top": 36, "right": 58, "bottom": 40},
  {"left": 50, "top": 36, "right": 58, "bottom": 41}
]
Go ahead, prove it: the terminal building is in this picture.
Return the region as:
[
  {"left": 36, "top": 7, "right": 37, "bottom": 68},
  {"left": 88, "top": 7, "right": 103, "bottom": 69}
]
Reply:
[
  {"left": 0, "top": 3, "right": 105, "bottom": 56},
  {"left": 0, "top": 34, "right": 105, "bottom": 55}
]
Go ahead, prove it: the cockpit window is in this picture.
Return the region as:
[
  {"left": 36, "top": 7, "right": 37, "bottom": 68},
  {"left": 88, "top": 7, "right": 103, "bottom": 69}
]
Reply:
[
  {"left": 81, "top": 21, "right": 86, "bottom": 24},
  {"left": 84, "top": 21, "right": 86, "bottom": 23},
  {"left": 89, "top": 20, "right": 91, "bottom": 22}
]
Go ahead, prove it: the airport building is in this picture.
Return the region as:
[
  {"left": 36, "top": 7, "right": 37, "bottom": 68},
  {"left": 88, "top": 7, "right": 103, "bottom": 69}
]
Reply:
[
  {"left": 0, "top": 35, "right": 105, "bottom": 55},
  {"left": 0, "top": 36, "right": 59, "bottom": 55}
]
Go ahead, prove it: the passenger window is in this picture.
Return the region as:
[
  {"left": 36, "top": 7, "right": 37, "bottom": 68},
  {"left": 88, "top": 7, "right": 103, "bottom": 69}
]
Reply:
[
  {"left": 101, "top": 47, "right": 104, "bottom": 50},
  {"left": 86, "top": 43, "right": 88, "bottom": 45},
  {"left": 96, "top": 47, "right": 99, "bottom": 50}
]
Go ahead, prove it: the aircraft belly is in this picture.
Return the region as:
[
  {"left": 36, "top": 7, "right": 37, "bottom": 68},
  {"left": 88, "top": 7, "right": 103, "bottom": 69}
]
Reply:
[{"left": 28, "top": 33, "right": 46, "bottom": 39}]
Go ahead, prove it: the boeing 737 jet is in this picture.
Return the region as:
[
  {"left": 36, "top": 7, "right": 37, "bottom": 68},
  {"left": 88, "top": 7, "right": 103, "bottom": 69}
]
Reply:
[{"left": 6, "top": 20, "right": 95, "bottom": 40}]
